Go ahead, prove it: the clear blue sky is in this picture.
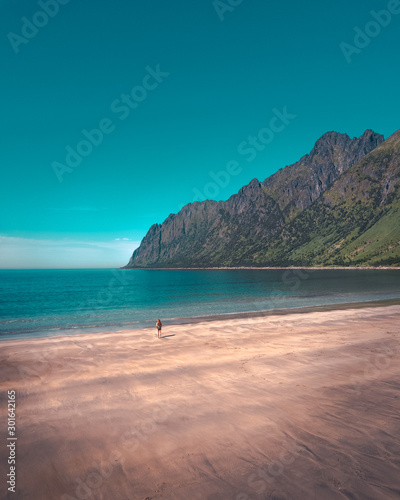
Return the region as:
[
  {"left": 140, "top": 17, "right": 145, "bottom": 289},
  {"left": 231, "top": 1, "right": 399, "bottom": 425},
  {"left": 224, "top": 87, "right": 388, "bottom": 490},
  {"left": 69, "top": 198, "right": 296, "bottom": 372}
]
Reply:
[{"left": 0, "top": 0, "right": 399, "bottom": 268}]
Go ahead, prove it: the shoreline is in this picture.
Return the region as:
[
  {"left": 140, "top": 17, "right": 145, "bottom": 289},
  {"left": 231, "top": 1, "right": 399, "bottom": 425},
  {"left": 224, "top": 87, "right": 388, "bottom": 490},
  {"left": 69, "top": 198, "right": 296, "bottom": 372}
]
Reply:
[
  {"left": 2, "top": 297, "right": 400, "bottom": 344},
  {"left": 121, "top": 265, "right": 400, "bottom": 270}
]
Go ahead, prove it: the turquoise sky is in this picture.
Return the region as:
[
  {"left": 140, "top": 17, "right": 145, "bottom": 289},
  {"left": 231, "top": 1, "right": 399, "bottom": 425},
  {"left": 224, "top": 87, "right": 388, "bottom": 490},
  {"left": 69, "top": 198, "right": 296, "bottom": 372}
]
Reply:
[{"left": 1, "top": 0, "right": 399, "bottom": 268}]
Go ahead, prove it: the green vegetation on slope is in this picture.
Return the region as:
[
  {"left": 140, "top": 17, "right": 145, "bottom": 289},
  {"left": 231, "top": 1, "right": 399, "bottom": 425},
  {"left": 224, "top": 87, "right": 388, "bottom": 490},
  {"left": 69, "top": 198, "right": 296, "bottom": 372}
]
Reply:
[{"left": 257, "top": 131, "right": 400, "bottom": 267}]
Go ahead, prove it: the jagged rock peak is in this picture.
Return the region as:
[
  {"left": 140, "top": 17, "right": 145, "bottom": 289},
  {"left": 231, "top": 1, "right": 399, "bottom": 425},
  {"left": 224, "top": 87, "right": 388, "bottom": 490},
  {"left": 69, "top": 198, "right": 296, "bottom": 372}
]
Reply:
[{"left": 310, "top": 130, "right": 384, "bottom": 158}]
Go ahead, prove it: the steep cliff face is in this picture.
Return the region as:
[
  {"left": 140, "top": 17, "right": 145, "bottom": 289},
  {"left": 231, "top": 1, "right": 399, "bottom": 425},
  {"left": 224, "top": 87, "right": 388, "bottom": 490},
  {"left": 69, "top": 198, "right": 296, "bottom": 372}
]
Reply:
[
  {"left": 124, "top": 130, "right": 385, "bottom": 268},
  {"left": 125, "top": 200, "right": 220, "bottom": 267},
  {"left": 262, "top": 130, "right": 384, "bottom": 217}
]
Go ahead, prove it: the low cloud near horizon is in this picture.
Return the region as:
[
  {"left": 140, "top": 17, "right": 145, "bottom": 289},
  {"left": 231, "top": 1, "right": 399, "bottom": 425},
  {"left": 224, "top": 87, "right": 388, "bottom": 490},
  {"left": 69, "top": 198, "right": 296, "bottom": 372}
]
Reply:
[{"left": 0, "top": 236, "right": 140, "bottom": 269}]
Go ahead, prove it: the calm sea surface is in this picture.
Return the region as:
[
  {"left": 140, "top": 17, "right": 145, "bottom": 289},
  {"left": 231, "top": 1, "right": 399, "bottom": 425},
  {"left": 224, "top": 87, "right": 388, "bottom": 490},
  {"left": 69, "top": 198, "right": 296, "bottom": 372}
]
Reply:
[{"left": 0, "top": 268, "right": 399, "bottom": 340}]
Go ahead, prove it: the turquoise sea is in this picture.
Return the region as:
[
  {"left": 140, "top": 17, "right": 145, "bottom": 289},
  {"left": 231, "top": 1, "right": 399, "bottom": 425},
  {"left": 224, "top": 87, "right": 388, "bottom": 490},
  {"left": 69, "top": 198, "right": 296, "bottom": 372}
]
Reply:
[{"left": 0, "top": 268, "right": 399, "bottom": 340}]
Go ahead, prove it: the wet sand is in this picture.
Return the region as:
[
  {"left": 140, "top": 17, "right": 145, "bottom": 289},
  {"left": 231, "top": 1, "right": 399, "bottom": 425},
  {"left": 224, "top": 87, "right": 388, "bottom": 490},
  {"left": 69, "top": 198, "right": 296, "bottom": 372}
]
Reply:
[{"left": 1, "top": 305, "right": 400, "bottom": 499}]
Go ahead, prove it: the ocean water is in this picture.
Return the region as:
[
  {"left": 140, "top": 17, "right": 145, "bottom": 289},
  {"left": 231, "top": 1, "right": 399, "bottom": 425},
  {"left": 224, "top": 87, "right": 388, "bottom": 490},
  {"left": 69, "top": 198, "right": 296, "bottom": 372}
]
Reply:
[{"left": 0, "top": 268, "right": 399, "bottom": 340}]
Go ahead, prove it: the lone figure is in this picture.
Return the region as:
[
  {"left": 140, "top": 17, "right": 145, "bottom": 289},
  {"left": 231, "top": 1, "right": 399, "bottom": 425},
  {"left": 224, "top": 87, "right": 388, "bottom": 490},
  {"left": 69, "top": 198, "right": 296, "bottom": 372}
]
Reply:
[{"left": 156, "top": 319, "right": 162, "bottom": 339}]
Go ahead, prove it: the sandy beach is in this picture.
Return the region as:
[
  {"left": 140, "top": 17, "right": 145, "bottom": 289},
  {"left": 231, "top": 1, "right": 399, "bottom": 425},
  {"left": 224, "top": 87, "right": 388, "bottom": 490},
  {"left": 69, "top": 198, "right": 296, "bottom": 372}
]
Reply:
[{"left": 1, "top": 305, "right": 400, "bottom": 500}]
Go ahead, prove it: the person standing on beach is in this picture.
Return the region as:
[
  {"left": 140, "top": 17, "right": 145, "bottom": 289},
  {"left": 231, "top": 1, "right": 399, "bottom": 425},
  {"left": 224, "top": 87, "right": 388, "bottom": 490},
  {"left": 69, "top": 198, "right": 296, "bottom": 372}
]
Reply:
[{"left": 156, "top": 319, "right": 162, "bottom": 339}]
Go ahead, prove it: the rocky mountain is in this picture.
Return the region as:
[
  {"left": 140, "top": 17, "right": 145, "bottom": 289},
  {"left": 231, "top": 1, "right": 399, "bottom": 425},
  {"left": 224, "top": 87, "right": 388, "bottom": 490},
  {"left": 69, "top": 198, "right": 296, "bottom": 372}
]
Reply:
[
  {"left": 123, "top": 129, "right": 393, "bottom": 268},
  {"left": 262, "top": 130, "right": 385, "bottom": 217},
  {"left": 264, "top": 129, "right": 400, "bottom": 267}
]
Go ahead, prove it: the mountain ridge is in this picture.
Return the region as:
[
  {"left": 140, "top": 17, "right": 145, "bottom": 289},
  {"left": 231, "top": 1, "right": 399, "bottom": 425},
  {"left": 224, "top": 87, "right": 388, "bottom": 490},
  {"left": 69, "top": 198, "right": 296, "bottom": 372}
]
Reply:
[{"left": 123, "top": 129, "right": 397, "bottom": 269}]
